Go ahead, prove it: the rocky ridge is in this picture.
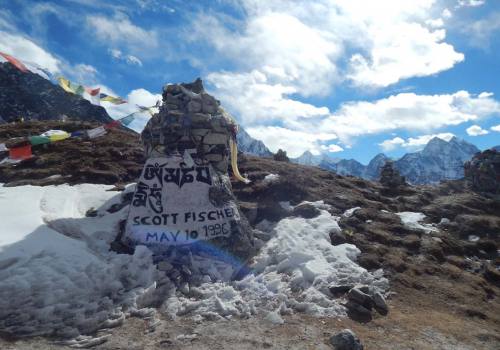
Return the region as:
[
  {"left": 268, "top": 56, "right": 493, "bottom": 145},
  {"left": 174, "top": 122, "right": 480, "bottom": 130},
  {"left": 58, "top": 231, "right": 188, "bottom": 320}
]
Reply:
[{"left": 0, "top": 63, "right": 111, "bottom": 123}]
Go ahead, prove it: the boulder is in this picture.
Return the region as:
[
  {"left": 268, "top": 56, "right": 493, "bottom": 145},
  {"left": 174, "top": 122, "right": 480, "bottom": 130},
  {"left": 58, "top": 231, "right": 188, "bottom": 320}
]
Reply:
[{"left": 329, "top": 329, "right": 364, "bottom": 350}]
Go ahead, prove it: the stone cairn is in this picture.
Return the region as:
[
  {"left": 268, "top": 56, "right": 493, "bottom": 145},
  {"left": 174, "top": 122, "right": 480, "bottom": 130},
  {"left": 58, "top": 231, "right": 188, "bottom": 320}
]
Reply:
[
  {"left": 122, "top": 79, "right": 256, "bottom": 284},
  {"left": 464, "top": 149, "right": 500, "bottom": 194},
  {"left": 379, "top": 160, "right": 406, "bottom": 188}
]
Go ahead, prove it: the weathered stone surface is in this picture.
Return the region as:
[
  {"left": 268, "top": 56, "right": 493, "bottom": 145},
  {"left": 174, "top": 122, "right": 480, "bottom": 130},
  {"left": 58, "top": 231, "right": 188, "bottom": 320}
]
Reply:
[
  {"left": 329, "top": 284, "right": 353, "bottom": 295},
  {"left": 292, "top": 203, "right": 320, "bottom": 219},
  {"left": 464, "top": 149, "right": 500, "bottom": 194},
  {"left": 372, "top": 292, "right": 389, "bottom": 315},
  {"left": 347, "top": 288, "right": 373, "bottom": 309},
  {"left": 329, "top": 329, "right": 364, "bottom": 350},
  {"left": 125, "top": 79, "right": 256, "bottom": 268},
  {"left": 330, "top": 230, "right": 347, "bottom": 245}
]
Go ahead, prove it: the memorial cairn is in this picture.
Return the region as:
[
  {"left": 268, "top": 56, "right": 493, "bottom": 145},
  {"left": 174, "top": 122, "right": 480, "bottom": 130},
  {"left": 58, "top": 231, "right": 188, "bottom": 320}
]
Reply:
[{"left": 121, "top": 78, "right": 256, "bottom": 283}]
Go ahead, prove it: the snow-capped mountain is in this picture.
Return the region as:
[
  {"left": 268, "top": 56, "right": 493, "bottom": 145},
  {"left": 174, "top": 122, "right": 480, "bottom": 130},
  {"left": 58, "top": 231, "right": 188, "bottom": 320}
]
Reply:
[
  {"left": 294, "top": 137, "right": 481, "bottom": 184},
  {"left": 394, "top": 136, "right": 480, "bottom": 184},
  {"left": 292, "top": 150, "right": 340, "bottom": 166},
  {"left": 236, "top": 127, "right": 272, "bottom": 157}
]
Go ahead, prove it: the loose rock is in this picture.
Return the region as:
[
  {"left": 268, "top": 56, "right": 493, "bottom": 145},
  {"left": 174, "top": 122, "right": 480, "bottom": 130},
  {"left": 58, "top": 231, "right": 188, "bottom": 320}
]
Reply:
[{"left": 329, "top": 329, "right": 363, "bottom": 350}]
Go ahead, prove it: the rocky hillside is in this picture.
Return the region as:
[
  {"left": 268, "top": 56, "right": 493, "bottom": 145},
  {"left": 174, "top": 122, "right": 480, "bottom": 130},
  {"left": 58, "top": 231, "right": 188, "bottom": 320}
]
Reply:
[
  {"left": 0, "top": 120, "right": 499, "bottom": 349},
  {"left": 0, "top": 62, "right": 111, "bottom": 123}
]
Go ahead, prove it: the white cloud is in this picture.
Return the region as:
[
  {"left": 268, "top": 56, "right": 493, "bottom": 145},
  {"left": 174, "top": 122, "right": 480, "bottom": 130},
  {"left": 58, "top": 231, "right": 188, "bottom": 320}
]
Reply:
[
  {"left": 320, "top": 91, "right": 500, "bottom": 143},
  {"left": 245, "top": 126, "right": 336, "bottom": 158},
  {"left": 466, "top": 124, "right": 489, "bottom": 136},
  {"left": 187, "top": 0, "right": 465, "bottom": 148},
  {"left": 108, "top": 48, "right": 143, "bottom": 66},
  {"left": 491, "top": 124, "right": 500, "bottom": 132},
  {"left": 457, "top": 0, "right": 485, "bottom": 8},
  {"left": 463, "top": 12, "right": 500, "bottom": 48},
  {"left": 207, "top": 70, "right": 329, "bottom": 125},
  {"left": 87, "top": 13, "right": 158, "bottom": 53},
  {"left": 326, "top": 144, "right": 344, "bottom": 153},
  {"left": 0, "top": 31, "right": 60, "bottom": 73},
  {"left": 379, "top": 133, "right": 455, "bottom": 151},
  {"left": 99, "top": 87, "right": 161, "bottom": 132}
]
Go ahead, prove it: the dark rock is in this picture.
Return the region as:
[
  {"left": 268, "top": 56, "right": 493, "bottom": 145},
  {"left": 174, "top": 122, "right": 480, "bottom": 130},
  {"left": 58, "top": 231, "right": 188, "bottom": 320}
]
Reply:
[
  {"left": 329, "top": 329, "right": 363, "bottom": 350},
  {"left": 292, "top": 203, "right": 321, "bottom": 219},
  {"left": 330, "top": 230, "right": 347, "bottom": 245},
  {"left": 372, "top": 292, "right": 388, "bottom": 315},
  {"left": 329, "top": 285, "right": 354, "bottom": 295},
  {"left": 347, "top": 288, "right": 373, "bottom": 310},
  {"left": 464, "top": 149, "right": 500, "bottom": 194},
  {"left": 0, "top": 62, "right": 112, "bottom": 123}
]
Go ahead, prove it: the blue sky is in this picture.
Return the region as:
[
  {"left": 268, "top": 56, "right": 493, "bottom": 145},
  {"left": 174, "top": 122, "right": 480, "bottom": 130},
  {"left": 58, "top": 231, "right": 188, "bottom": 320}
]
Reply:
[{"left": 0, "top": 0, "right": 499, "bottom": 163}]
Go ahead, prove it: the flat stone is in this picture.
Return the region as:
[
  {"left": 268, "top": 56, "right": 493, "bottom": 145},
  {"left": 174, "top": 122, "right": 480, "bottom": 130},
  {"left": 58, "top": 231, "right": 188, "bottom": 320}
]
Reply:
[
  {"left": 329, "top": 329, "right": 363, "bottom": 350},
  {"left": 372, "top": 292, "right": 388, "bottom": 315},
  {"left": 347, "top": 288, "right": 373, "bottom": 309},
  {"left": 329, "top": 284, "right": 354, "bottom": 295}
]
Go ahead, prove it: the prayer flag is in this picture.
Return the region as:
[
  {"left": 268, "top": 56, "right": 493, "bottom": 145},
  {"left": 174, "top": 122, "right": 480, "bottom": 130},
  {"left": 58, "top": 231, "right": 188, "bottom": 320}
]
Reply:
[
  {"left": 85, "top": 87, "right": 100, "bottom": 96},
  {"left": 41, "top": 130, "right": 71, "bottom": 142},
  {"left": 9, "top": 144, "right": 32, "bottom": 160},
  {"left": 99, "top": 93, "right": 127, "bottom": 104},
  {"left": 104, "top": 120, "right": 121, "bottom": 129},
  {"left": 87, "top": 126, "right": 107, "bottom": 139},
  {"left": 119, "top": 113, "right": 135, "bottom": 126},
  {"left": 0, "top": 52, "right": 29, "bottom": 72},
  {"left": 58, "top": 77, "right": 85, "bottom": 95},
  {"left": 28, "top": 136, "right": 51, "bottom": 146}
]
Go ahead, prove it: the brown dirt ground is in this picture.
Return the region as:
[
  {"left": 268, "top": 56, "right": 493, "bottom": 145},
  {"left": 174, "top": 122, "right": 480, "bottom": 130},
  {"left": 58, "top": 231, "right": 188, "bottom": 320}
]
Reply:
[{"left": 0, "top": 121, "right": 499, "bottom": 349}]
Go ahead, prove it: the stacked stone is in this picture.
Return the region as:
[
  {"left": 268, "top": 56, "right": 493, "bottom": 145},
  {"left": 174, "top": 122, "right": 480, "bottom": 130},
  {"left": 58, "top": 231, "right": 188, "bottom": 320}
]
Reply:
[
  {"left": 464, "top": 149, "right": 500, "bottom": 194},
  {"left": 141, "top": 78, "right": 237, "bottom": 173},
  {"left": 379, "top": 160, "right": 406, "bottom": 188}
]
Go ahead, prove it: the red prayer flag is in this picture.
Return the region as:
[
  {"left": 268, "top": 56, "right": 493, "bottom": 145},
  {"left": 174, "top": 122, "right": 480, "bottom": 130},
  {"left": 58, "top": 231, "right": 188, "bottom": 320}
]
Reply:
[
  {"left": 9, "top": 144, "right": 32, "bottom": 160},
  {"left": 104, "top": 120, "right": 121, "bottom": 129},
  {"left": 85, "top": 87, "right": 101, "bottom": 96},
  {"left": 0, "top": 52, "right": 29, "bottom": 73}
]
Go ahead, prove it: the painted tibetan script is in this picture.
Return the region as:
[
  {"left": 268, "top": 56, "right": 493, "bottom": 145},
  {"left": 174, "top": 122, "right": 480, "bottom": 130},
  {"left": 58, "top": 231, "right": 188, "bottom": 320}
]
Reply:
[{"left": 124, "top": 156, "right": 238, "bottom": 246}]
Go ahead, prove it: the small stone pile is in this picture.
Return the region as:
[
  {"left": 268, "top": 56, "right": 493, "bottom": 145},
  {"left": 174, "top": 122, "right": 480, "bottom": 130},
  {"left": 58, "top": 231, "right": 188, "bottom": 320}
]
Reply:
[
  {"left": 379, "top": 160, "right": 406, "bottom": 188},
  {"left": 141, "top": 78, "right": 237, "bottom": 173},
  {"left": 329, "top": 284, "right": 388, "bottom": 322},
  {"left": 464, "top": 149, "right": 500, "bottom": 194}
]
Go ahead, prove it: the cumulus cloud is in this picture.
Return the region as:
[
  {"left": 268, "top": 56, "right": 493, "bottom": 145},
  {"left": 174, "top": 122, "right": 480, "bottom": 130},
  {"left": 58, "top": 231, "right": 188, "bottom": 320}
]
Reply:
[
  {"left": 491, "top": 124, "right": 500, "bottom": 132},
  {"left": 108, "top": 48, "right": 143, "bottom": 66},
  {"left": 0, "top": 31, "right": 60, "bottom": 73},
  {"left": 321, "top": 91, "right": 500, "bottom": 143},
  {"left": 98, "top": 87, "right": 161, "bottom": 131},
  {"left": 379, "top": 133, "right": 455, "bottom": 151},
  {"left": 326, "top": 144, "right": 344, "bottom": 153},
  {"left": 466, "top": 124, "right": 489, "bottom": 136},
  {"left": 245, "top": 126, "right": 336, "bottom": 158},
  {"left": 87, "top": 13, "right": 158, "bottom": 53}
]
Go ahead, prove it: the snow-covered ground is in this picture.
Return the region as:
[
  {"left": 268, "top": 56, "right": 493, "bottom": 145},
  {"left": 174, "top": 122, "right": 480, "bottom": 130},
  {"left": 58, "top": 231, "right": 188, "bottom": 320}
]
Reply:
[
  {"left": 0, "top": 184, "right": 158, "bottom": 338},
  {"left": 0, "top": 184, "right": 388, "bottom": 340}
]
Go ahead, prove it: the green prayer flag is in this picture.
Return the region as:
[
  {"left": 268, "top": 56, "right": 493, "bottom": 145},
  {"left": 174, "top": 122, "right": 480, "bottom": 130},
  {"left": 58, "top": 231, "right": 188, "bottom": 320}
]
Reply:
[{"left": 29, "top": 135, "right": 51, "bottom": 146}]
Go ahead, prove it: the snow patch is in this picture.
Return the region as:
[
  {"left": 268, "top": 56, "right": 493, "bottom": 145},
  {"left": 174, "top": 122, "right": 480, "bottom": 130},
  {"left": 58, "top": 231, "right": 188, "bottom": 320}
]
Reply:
[
  {"left": 397, "top": 211, "right": 438, "bottom": 234},
  {"left": 0, "top": 184, "right": 158, "bottom": 338},
  {"left": 343, "top": 207, "right": 361, "bottom": 218},
  {"left": 262, "top": 173, "right": 280, "bottom": 185},
  {"left": 165, "top": 202, "right": 388, "bottom": 320}
]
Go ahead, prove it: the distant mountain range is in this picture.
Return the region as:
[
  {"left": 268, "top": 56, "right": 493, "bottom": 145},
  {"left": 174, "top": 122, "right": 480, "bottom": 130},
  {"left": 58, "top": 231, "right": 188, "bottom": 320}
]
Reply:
[
  {"left": 236, "top": 127, "right": 272, "bottom": 157},
  {"left": 292, "top": 137, "right": 492, "bottom": 184}
]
